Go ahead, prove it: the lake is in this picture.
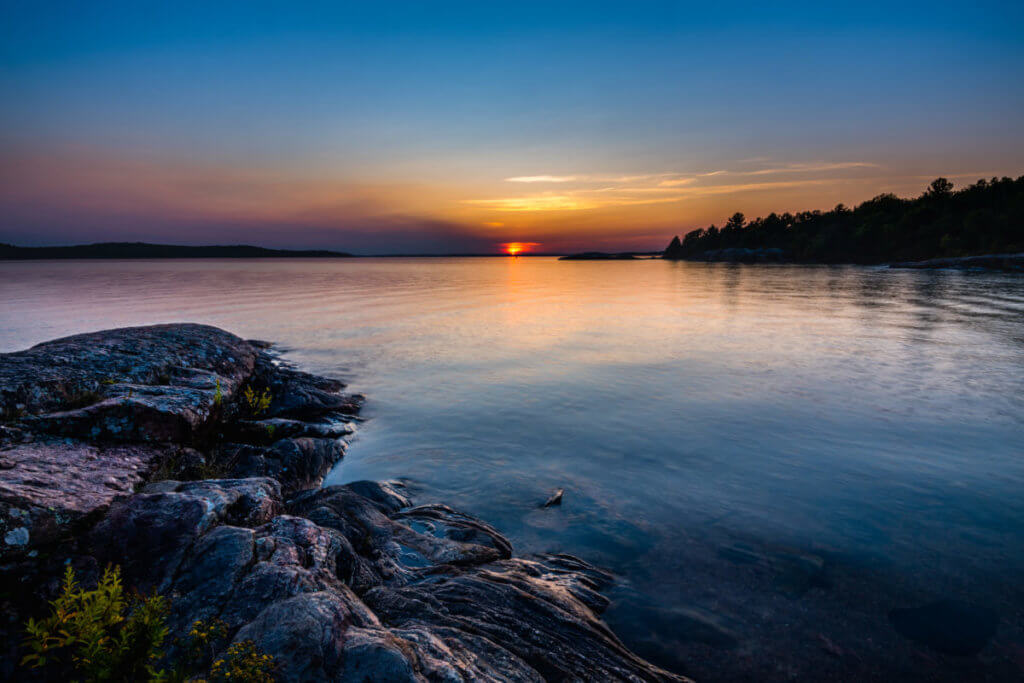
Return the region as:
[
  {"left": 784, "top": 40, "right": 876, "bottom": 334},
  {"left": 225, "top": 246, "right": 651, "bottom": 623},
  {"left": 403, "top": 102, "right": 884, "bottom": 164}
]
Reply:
[{"left": 3, "top": 257, "right": 1023, "bottom": 680}]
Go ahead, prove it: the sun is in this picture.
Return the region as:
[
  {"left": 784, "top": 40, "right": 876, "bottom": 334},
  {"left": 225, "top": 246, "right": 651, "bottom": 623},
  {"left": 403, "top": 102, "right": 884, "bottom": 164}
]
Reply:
[{"left": 500, "top": 242, "right": 540, "bottom": 256}]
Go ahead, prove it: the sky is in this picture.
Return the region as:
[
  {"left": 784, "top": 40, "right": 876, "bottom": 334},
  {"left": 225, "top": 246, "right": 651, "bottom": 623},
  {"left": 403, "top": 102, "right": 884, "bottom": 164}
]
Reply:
[{"left": 1, "top": 1, "right": 1022, "bottom": 254}]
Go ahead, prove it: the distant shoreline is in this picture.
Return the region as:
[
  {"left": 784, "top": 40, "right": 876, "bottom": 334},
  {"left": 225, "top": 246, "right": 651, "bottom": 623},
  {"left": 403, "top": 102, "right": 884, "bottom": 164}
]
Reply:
[
  {"left": 0, "top": 242, "right": 353, "bottom": 260},
  {"left": 0, "top": 243, "right": 585, "bottom": 259}
]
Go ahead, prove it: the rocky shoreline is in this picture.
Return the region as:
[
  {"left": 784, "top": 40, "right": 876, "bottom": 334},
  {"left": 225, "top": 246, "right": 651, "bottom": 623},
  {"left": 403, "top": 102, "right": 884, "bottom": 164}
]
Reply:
[
  {"left": 888, "top": 252, "right": 1024, "bottom": 271},
  {"left": 0, "top": 324, "right": 684, "bottom": 681}
]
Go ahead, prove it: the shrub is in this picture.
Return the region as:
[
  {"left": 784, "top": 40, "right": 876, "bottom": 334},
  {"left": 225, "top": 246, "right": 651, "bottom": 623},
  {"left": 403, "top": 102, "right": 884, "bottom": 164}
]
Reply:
[
  {"left": 183, "top": 617, "right": 229, "bottom": 672},
  {"left": 242, "top": 386, "right": 272, "bottom": 416},
  {"left": 22, "top": 568, "right": 278, "bottom": 682},
  {"left": 210, "top": 640, "right": 276, "bottom": 682},
  {"left": 22, "top": 565, "right": 169, "bottom": 681}
]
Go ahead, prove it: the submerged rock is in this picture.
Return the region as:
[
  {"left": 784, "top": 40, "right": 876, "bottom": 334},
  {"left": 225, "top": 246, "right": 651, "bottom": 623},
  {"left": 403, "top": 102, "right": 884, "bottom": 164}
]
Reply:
[{"left": 889, "top": 599, "right": 998, "bottom": 656}]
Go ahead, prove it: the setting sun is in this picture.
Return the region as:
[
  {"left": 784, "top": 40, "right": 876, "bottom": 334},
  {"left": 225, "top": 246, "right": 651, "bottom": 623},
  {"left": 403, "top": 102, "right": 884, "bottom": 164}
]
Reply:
[{"left": 501, "top": 242, "right": 540, "bottom": 256}]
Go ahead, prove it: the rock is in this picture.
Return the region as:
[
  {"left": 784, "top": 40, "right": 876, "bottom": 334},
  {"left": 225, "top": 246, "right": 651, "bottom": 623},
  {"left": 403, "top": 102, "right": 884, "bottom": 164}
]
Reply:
[
  {"left": 23, "top": 387, "right": 216, "bottom": 443},
  {"left": 4, "top": 526, "right": 28, "bottom": 545},
  {"left": 50, "top": 472, "right": 688, "bottom": 681},
  {"left": 0, "top": 323, "right": 256, "bottom": 421},
  {"left": 890, "top": 252, "right": 1024, "bottom": 271},
  {"left": 225, "top": 417, "right": 354, "bottom": 445},
  {"left": 253, "top": 357, "right": 362, "bottom": 420},
  {"left": 0, "top": 440, "right": 169, "bottom": 556},
  {"left": 221, "top": 437, "right": 346, "bottom": 495},
  {"left": 543, "top": 488, "right": 564, "bottom": 507},
  {"left": 89, "top": 478, "right": 282, "bottom": 592},
  {"left": 889, "top": 600, "right": 998, "bottom": 656},
  {"left": 662, "top": 240, "right": 789, "bottom": 263}
]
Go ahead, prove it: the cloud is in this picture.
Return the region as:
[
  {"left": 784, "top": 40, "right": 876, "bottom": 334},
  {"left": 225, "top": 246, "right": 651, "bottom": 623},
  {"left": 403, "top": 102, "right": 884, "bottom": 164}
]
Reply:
[
  {"left": 505, "top": 175, "right": 578, "bottom": 183},
  {"left": 462, "top": 193, "right": 689, "bottom": 212},
  {"left": 465, "top": 160, "right": 881, "bottom": 212},
  {"left": 741, "top": 161, "right": 879, "bottom": 176}
]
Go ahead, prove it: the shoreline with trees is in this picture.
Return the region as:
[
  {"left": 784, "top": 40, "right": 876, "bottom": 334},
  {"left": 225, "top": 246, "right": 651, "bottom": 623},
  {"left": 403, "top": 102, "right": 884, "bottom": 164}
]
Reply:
[{"left": 663, "top": 177, "right": 1023, "bottom": 265}]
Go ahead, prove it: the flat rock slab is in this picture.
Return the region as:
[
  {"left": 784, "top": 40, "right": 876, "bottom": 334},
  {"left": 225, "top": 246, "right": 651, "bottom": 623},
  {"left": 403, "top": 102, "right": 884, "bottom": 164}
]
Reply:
[{"left": 0, "top": 440, "right": 167, "bottom": 550}]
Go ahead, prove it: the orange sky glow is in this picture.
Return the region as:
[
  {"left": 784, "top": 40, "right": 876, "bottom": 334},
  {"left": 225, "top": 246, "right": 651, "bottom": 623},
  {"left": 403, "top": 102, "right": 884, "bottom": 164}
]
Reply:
[{"left": 3, "top": 144, "right": 1016, "bottom": 254}]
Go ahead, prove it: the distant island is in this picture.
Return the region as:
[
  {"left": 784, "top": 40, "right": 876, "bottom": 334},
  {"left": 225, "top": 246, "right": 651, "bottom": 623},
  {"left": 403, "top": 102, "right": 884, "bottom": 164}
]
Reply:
[
  {"left": 663, "top": 176, "right": 1024, "bottom": 264},
  {"left": 0, "top": 242, "right": 353, "bottom": 260}
]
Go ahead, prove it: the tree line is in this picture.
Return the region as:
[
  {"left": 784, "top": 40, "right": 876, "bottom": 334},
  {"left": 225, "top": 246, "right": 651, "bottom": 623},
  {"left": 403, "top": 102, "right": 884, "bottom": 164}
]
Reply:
[{"left": 663, "top": 176, "right": 1024, "bottom": 263}]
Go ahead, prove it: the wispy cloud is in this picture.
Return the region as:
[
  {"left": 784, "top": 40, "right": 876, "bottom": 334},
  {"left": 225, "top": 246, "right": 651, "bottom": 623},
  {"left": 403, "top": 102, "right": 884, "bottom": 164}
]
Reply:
[
  {"left": 743, "top": 161, "right": 878, "bottom": 176},
  {"left": 462, "top": 193, "right": 688, "bottom": 212},
  {"left": 505, "top": 175, "right": 578, "bottom": 183},
  {"left": 469, "top": 160, "right": 881, "bottom": 212}
]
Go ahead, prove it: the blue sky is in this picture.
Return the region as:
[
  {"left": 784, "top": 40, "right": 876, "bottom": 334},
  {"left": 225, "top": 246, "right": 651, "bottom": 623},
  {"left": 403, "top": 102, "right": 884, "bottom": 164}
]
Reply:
[{"left": 2, "top": 1, "right": 1022, "bottom": 252}]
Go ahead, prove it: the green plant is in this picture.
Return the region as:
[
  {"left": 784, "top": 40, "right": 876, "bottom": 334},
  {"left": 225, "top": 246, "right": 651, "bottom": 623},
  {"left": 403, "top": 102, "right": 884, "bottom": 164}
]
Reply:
[
  {"left": 214, "top": 379, "right": 223, "bottom": 407},
  {"left": 242, "top": 386, "right": 272, "bottom": 416},
  {"left": 182, "top": 618, "right": 229, "bottom": 673},
  {"left": 210, "top": 640, "right": 275, "bottom": 682},
  {"left": 264, "top": 423, "right": 276, "bottom": 439},
  {"left": 22, "top": 565, "right": 170, "bottom": 681},
  {"left": 22, "top": 567, "right": 277, "bottom": 683}
]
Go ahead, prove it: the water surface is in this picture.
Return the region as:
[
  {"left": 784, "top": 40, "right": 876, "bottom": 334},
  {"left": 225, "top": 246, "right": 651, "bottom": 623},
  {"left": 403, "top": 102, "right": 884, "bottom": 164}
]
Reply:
[{"left": 3, "top": 258, "right": 1023, "bottom": 680}]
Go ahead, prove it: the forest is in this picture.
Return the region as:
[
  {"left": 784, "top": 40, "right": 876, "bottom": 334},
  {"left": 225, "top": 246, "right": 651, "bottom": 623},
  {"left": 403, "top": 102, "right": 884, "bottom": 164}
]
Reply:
[{"left": 663, "top": 176, "right": 1024, "bottom": 263}]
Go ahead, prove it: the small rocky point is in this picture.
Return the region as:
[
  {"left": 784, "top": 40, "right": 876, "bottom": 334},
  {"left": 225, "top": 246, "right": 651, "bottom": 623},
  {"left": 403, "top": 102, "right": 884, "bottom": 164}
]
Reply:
[{"left": 0, "top": 324, "right": 684, "bottom": 682}]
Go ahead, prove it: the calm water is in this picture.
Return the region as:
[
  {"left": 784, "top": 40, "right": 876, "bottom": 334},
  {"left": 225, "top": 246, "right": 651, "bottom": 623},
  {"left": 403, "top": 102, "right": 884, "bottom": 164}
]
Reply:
[{"left": 3, "top": 258, "right": 1024, "bottom": 680}]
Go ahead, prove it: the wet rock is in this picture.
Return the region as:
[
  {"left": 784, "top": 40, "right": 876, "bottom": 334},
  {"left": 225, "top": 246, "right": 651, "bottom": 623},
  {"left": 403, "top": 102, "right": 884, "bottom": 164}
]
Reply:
[
  {"left": 225, "top": 417, "right": 354, "bottom": 446},
  {"left": 343, "top": 480, "right": 411, "bottom": 513},
  {"left": 890, "top": 252, "right": 1024, "bottom": 271},
  {"left": 364, "top": 553, "right": 680, "bottom": 682},
  {"left": 253, "top": 357, "right": 362, "bottom": 420},
  {"left": 222, "top": 437, "right": 346, "bottom": 494},
  {"left": 543, "top": 487, "right": 564, "bottom": 507},
  {"left": 889, "top": 600, "right": 998, "bottom": 656}
]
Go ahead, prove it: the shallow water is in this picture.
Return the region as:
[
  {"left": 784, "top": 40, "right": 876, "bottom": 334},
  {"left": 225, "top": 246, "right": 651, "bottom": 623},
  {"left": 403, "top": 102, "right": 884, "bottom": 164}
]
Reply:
[{"left": 3, "top": 257, "right": 1024, "bottom": 679}]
